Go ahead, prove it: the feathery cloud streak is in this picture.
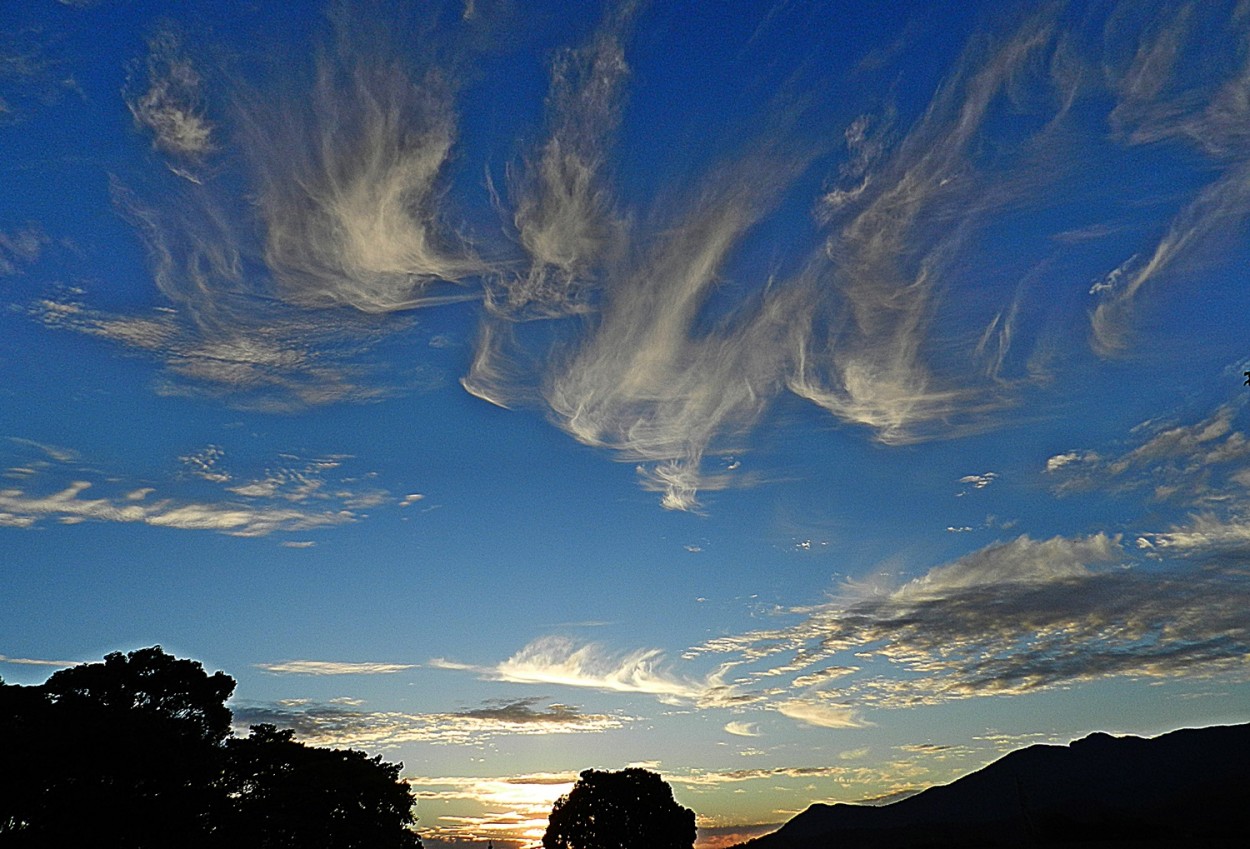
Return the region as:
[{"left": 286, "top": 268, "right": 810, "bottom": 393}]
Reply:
[
  {"left": 786, "top": 10, "right": 1065, "bottom": 443},
  {"left": 246, "top": 2, "right": 483, "bottom": 314},
  {"left": 1, "top": 440, "right": 383, "bottom": 537},
  {"left": 31, "top": 0, "right": 1250, "bottom": 507},
  {"left": 125, "top": 30, "right": 214, "bottom": 167},
  {"left": 491, "top": 0, "right": 637, "bottom": 317},
  {"left": 47, "top": 6, "right": 479, "bottom": 410},
  {"left": 0, "top": 653, "right": 84, "bottom": 669},
  {"left": 1091, "top": 2, "right": 1250, "bottom": 353},
  {"left": 467, "top": 1, "right": 1250, "bottom": 509},
  {"left": 433, "top": 635, "right": 741, "bottom": 706},
  {"left": 256, "top": 660, "right": 418, "bottom": 675},
  {"left": 0, "top": 225, "right": 47, "bottom": 276},
  {"left": 233, "top": 696, "right": 625, "bottom": 749}
]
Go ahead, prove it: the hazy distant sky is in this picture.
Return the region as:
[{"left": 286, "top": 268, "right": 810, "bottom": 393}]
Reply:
[{"left": 3, "top": 0, "right": 1250, "bottom": 845}]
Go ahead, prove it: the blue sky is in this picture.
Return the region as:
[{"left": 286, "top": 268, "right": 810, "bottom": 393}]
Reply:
[{"left": 3, "top": 0, "right": 1250, "bottom": 845}]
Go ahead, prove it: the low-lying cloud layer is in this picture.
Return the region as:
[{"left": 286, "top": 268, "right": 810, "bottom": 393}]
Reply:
[
  {"left": 405, "top": 771, "right": 577, "bottom": 846},
  {"left": 437, "top": 486, "right": 1249, "bottom": 727},
  {"left": 233, "top": 696, "right": 626, "bottom": 749},
  {"left": 689, "top": 531, "right": 1250, "bottom": 714}
]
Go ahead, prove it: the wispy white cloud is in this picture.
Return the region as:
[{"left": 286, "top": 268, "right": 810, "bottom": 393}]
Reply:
[
  {"left": 244, "top": 2, "right": 483, "bottom": 314},
  {"left": 0, "top": 224, "right": 47, "bottom": 275},
  {"left": 25, "top": 0, "right": 1250, "bottom": 515},
  {"left": 0, "top": 653, "right": 83, "bottom": 668},
  {"left": 464, "top": 5, "right": 1104, "bottom": 510},
  {"left": 34, "top": 4, "right": 482, "bottom": 412},
  {"left": 724, "top": 721, "right": 760, "bottom": 737},
  {"left": 0, "top": 440, "right": 388, "bottom": 538},
  {"left": 1047, "top": 405, "right": 1250, "bottom": 502},
  {"left": 461, "top": 5, "right": 815, "bottom": 512},
  {"left": 496, "top": 636, "right": 720, "bottom": 703},
  {"left": 256, "top": 660, "right": 418, "bottom": 675},
  {"left": 957, "top": 472, "right": 997, "bottom": 494},
  {"left": 537, "top": 159, "right": 808, "bottom": 512},
  {"left": 775, "top": 698, "right": 869, "bottom": 729},
  {"left": 124, "top": 30, "right": 215, "bottom": 166},
  {"left": 30, "top": 293, "right": 398, "bottom": 412},
  {"left": 489, "top": 1, "right": 636, "bottom": 317},
  {"left": 0, "top": 480, "right": 353, "bottom": 537},
  {"left": 1047, "top": 400, "right": 1250, "bottom": 560},
  {"left": 488, "top": 0, "right": 1250, "bottom": 509},
  {"left": 0, "top": 23, "right": 75, "bottom": 126},
  {"left": 233, "top": 697, "right": 625, "bottom": 749},
  {"left": 435, "top": 635, "right": 742, "bottom": 706},
  {"left": 1139, "top": 513, "right": 1250, "bottom": 554},
  {"left": 6, "top": 437, "right": 76, "bottom": 464},
  {"left": 673, "top": 764, "right": 852, "bottom": 787},
  {"left": 894, "top": 533, "right": 1118, "bottom": 600},
  {"left": 786, "top": 11, "right": 1068, "bottom": 444},
  {"left": 460, "top": 2, "right": 639, "bottom": 418},
  {"left": 1092, "top": 3, "right": 1250, "bottom": 354}
]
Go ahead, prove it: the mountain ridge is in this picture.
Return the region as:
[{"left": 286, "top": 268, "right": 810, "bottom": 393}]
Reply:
[{"left": 734, "top": 722, "right": 1249, "bottom": 848}]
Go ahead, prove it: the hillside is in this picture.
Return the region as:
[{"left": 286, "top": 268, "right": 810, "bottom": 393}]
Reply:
[{"left": 736, "top": 723, "right": 1250, "bottom": 849}]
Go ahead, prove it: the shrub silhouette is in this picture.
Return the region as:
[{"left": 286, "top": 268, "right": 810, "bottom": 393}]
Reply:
[
  {"left": 542, "top": 768, "right": 696, "bottom": 849},
  {"left": 0, "top": 646, "right": 421, "bottom": 849}
]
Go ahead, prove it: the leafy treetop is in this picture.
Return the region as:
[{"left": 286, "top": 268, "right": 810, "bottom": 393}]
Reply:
[
  {"left": 543, "top": 767, "right": 696, "bottom": 849},
  {"left": 0, "top": 646, "right": 421, "bottom": 849}
]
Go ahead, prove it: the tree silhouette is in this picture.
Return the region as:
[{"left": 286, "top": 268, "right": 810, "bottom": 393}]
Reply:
[
  {"left": 542, "top": 768, "right": 696, "bottom": 849},
  {"left": 42, "top": 645, "right": 235, "bottom": 744},
  {"left": 0, "top": 647, "right": 421, "bottom": 849},
  {"left": 2, "top": 647, "right": 235, "bottom": 848},
  {"left": 222, "top": 724, "right": 422, "bottom": 849}
]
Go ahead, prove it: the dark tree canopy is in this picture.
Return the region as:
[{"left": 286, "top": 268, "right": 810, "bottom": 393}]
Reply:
[
  {"left": 223, "top": 724, "right": 421, "bottom": 849},
  {"left": 42, "top": 645, "right": 236, "bottom": 744},
  {"left": 0, "top": 646, "right": 421, "bottom": 849},
  {"left": 543, "top": 768, "right": 696, "bottom": 849}
]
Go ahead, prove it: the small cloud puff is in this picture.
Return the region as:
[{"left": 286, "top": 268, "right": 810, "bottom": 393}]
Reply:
[
  {"left": 775, "top": 699, "right": 870, "bottom": 729},
  {"left": 956, "top": 472, "right": 997, "bottom": 495},
  {"left": 125, "top": 31, "right": 215, "bottom": 161}
]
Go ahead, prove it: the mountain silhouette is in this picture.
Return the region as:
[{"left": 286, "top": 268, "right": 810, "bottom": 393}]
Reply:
[{"left": 736, "top": 723, "right": 1249, "bottom": 848}]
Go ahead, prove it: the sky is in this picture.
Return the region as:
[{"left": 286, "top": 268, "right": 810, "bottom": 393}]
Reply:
[{"left": 2, "top": 0, "right": 1250, "bottom": 845}]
